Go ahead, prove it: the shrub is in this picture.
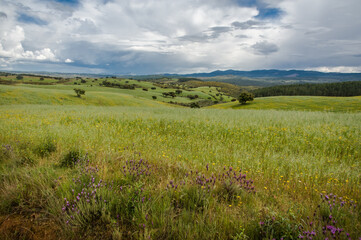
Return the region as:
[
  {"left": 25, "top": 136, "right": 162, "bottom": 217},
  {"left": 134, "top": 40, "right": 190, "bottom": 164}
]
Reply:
[
  {"left": 60, "top": 150, "right": 82, "bottom": 168},
  {"left": 16, "top": 75, "right": 23, "bottom": 80},
  {"left": 74, "top": 88, "right": 85, "bottom": 97},
  {"left": 34, "top": 138, "right": 56, "bottom": 157},
  {"left": 142, "top": 88, "right": 148, "bottom": 91},
  {"left": 151, "top": 87, "right": 156, "bottom": 90},
  {"left": 190, "top": 102, "right": 200, "bottom": 108},
  {"left": 152, "top": 96, "right": 157, "bottom": 100}
]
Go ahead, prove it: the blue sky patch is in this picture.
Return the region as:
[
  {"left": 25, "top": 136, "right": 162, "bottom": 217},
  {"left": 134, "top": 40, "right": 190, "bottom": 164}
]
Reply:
[
  {"left": 234, "top": 0, "right": 257, "bottom": 7},
  {"left": 17, "top": 14, "right": 47, "bottom": 25},
  {"left": 54, "top": 0, "right": 79, "bottom": 5},
  {"left": 256, "top": 8, "right": 283, "bottom": 19}
]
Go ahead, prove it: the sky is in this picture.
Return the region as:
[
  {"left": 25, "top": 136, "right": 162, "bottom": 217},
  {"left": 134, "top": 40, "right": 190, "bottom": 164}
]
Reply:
[{"left": 0, "top": 0, "right": 361, "bottom": 74}]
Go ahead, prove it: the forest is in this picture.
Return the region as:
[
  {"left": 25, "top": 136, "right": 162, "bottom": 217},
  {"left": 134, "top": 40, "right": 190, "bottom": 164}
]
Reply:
[{"left": 251, "top": 81, "right": 361, "bottom": 97}]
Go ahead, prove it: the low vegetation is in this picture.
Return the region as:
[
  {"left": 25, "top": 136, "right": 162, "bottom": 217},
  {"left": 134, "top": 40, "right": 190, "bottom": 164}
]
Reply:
[
  {"left": 252, "top": 81, "right": 361, "bottom": 97},
  {"left": 0, "top": 72, "right": 360, "bottom": 239}
]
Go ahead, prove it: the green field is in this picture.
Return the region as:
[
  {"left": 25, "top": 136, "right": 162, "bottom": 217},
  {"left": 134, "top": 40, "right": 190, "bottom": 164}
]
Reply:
[
  {"left": 0, "top": 82, "right": 360, "bottom": 239},
  {"left": 209, "top": 96, "right": 361, "bottom": 112}
]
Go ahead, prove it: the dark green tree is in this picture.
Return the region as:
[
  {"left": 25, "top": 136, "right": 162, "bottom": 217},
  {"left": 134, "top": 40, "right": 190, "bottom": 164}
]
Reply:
[
  {"left": 74, "top": 88, "right": 85, "bottom": 98},
  {"left": 238, "top": 92, "right": 254, "bottom": 104}
]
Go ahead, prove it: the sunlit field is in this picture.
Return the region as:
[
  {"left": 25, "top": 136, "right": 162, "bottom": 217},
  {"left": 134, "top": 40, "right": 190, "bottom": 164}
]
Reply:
[
  {"left": 208, "top": 96, "right": 361, "bottom": 112},
  {"left": 1, "top": 104, "right": 360, "bottom": 239}
]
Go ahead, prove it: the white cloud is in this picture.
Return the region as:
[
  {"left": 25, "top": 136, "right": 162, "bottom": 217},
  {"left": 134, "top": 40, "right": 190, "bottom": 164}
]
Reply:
[
  {"left": 305, "top": 66, "right": 361, "bottom": 73},
  {"left": 0, "top": 25, "right": 57, "bottom": 62},
  {"left": 0, "top": 0, "right": 360, "bottom": 73}
]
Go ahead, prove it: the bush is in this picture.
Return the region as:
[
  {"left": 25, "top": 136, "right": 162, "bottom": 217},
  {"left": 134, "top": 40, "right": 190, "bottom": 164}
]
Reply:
[
  {"left": 152, "top": 96, "right": 157, "bottom": 100},
  {"left": 16, "top": 75, "right": 23, "bottom": 80},
  {"left": 151, "top": 87, "right": 156, "bottom": 90},
  {"left": 34, "top": 138, "right": 56, "bottom": 157},
  {"left": 74, "top": 88, "right": 85, "bottom": 97},
  {"left": 60, "top": 150, "right": 82, "bottom": 168},
  {"left": 190, "top": 102, "right": 200, "bottom": 108}
]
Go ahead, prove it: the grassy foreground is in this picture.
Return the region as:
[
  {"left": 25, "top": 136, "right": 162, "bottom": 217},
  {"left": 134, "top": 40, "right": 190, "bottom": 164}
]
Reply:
[{"left": 0, "top": 104, "right": 360, "bottom": 239}]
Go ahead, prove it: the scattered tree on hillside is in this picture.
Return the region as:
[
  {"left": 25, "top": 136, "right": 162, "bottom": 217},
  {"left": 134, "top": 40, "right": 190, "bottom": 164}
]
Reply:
[
  {"left": 190, "top": 102, "right": 200, "bottom": 108},
  {"left": 238, "top": 92, "right": 254, "bottom": 104},
  {"left": 74, "top": 88, "right": 85, "bottom": 98}
]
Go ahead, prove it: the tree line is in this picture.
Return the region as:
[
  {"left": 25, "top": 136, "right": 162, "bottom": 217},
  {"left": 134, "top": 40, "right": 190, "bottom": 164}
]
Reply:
[{"left": 251, "top": 81, "right": 361, "bottom": 97}]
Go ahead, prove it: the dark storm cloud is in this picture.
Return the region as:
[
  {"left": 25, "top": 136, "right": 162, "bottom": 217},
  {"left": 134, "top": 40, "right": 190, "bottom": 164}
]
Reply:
[
  {"left": 179, "top": 26, "right": 232, "bottom": 42},
  {"left": 232, "top": 20, "right": 265, "bottom": 29},
  {"left": 251, "top": 41, "right": 279, "bottom": 55},
  {"left": 1, "top": 0, "right": 361, "bottom": 73},
  {"left": 0, "top": 12, "right": 8, "bottom": 19}
]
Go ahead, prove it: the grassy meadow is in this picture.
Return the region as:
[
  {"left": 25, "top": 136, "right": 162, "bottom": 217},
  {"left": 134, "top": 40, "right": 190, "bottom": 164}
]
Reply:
[
  {"left": 0, "top": 80, "right": 360, "bottom": 239},
  {"left": 208, "top": 96, "right": 361, "bottom": 112}
]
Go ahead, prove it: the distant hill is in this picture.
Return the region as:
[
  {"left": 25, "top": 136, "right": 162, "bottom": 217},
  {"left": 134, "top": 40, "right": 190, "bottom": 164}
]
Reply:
[
  {"left": 3, "top": 69, "right": 361, "bottom": 87},
  {"left": 181, "top": 69, "right": 361, "bottom": 80},
  {"left": 167, "top": 69, "right": 361, "bottom": 87}
]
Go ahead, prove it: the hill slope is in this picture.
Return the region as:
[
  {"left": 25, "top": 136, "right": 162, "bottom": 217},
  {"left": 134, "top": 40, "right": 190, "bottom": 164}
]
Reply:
[{"left": 207, "top": 96, "right": 361, "bottom": 112}]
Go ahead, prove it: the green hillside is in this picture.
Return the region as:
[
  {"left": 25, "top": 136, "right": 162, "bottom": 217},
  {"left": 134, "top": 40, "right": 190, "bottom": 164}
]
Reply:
[
  {"left": 208, "top": 96, "right": 361, "bottom": 112},
  {"left": 0, "top": 74, "right": 361, "bottom": 239}
]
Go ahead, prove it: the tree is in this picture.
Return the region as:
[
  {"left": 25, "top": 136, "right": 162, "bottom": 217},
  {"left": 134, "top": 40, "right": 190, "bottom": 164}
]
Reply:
[
  {"left": 74, "top": 88, "right": 85, "bottom": 98},
  {"left": 190, "top": 102, "right": 200, "bottom": 108},
  {"left": 238, "top": 92, "right": 254, "bottom": 104},
  {"left": 16, "top": 75, "right": 23, "bottom": 80}
]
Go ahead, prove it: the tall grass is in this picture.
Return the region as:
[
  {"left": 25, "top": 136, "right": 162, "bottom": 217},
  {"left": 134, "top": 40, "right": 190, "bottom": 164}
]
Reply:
[
  {"left": 209, "top": 95, "right": 361, "bottom": 112},
  {"left": 0, "top": 104, "right": 360, "bottom": 239}
]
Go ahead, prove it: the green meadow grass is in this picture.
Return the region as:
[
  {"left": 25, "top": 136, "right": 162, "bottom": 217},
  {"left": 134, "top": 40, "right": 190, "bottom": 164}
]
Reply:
[
  {"left": 0, "top": 103, "right": 360, "bottom": 239},
  {"left": 0, "top": 83, "right": 228, "bottom": 106},
  {"left": 208, "top": 96, "right": 361, "bottom": 112}
]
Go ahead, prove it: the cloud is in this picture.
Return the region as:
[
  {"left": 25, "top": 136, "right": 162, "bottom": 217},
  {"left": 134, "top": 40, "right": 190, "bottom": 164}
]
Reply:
[
  {"left": 0, "top": 0, "right": 360, "bottom": 73},
  {"left": 0, "top": 12, "right": 7, "bottom": 19},
  {"left": 251, "top": 41, "right": 278, "bottom": 55},
  {"left": 232, "top": 20, "right": 265, "bottom": 29},
  {"left": 65, "top": 58, "right": 73, "bottom": 63},
  {"left": 0, "top": 26, "right": 57, "bottom": 62},
  {"left": 305, "top": 66, "right": 361, "bottom": 73}
]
